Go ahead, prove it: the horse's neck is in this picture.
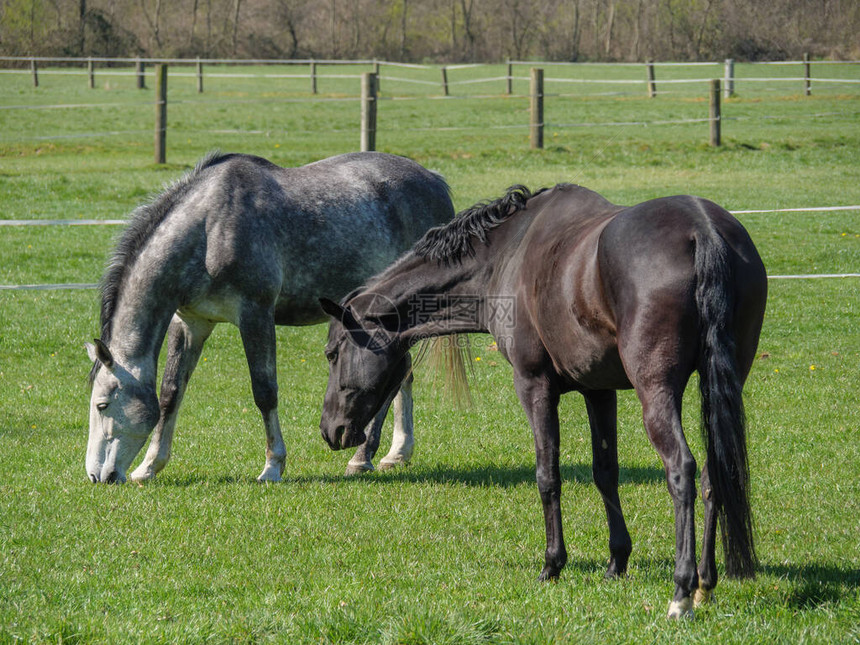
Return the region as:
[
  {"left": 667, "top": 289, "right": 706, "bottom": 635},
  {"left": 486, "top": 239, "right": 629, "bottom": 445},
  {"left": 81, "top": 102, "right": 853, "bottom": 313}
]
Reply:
[
  {"left": 369, "top": 252, "right": 492, "bottom": 341},
  {"left": 109, "top": 264, "right": 182, "bottom": 379}
]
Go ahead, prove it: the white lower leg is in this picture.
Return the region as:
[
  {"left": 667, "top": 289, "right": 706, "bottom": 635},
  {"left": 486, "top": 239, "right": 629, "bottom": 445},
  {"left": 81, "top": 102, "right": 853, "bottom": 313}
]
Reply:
[
  {"left": 379, "top": 385, "right": 414, "bottom": 469},
  {"left": 666, "top": 596, "right": 694, "bottom": 619},
  {"left": 693, "top": 586, "right": 713, "bottom": 607},
  {"left": 257, "top": 410, "right": 285, "bottom": 482},
  {"left": 130, "top": 422, "right": 174, "bottom": 482}
]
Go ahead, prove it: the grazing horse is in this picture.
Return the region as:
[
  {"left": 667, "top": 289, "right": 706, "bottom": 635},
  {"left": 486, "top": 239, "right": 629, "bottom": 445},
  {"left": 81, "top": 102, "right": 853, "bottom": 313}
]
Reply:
[
  {"left": 319, "top": 184, "right": 767, "bottom": 618},
  {"left": 85, "top": 151, "right": 454, "bottom": 484}
]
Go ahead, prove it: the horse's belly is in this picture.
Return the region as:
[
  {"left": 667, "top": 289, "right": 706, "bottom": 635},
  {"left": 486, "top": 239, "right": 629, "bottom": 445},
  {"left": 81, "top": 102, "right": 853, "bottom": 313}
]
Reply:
[
  {"left": 180, "top": 294, "right": 243, "bottom": 325},
  {"left": 555, "top": 345, "right": 632, "bottom": 391}
]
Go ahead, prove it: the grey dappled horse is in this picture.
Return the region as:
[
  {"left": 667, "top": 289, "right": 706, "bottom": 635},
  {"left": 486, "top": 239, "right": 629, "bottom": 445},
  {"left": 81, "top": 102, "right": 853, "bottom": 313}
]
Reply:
[
  {"left": 86, "top": 151, "right": 454, "bottom": 484},
  {"left": 319, "top": 185, "right": 767, "bottom": 619}
]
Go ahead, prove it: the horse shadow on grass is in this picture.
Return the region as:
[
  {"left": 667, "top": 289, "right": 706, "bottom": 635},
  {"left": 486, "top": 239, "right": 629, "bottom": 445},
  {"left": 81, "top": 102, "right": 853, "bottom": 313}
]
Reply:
[
  {"left": 349, "top": 462, "right": 666, "bottom": 488},
  {"left": 759, "top": 562, "right": 860, "bottom": 610},
  {"left": 161, "top": 461, "right": 664, "bottom": 489}
]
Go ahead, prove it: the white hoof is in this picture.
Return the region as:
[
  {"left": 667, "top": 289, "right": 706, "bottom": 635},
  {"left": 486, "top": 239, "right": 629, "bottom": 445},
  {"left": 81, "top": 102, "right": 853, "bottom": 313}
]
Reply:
[
  {"left": 345, "top": 461, "right": 374, "bottom": 476},
  {"left": 129, "top": 465, "right": 157, "bottom": 482},
  {"left": 693, "top": 587, "right": 714, "bottom": 607},
  {"left": 378, "top": 455, "right": 410, "bottom": 470},
  {"left": 257, "top": 465, "right": 283, "bottom": 482},
  {"left": 666, "top": 597, "right": 694, "bottom": 619}
]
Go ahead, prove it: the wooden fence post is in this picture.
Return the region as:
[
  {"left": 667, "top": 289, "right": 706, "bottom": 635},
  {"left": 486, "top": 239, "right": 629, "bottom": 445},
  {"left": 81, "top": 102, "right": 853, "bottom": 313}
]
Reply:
[
  {"left": 647, "top": 60, "right": 656, "bottom": 98},
  {"left": 136, "top": 58, "right": 146, "bottom": 89},
  {"left": 709, "top": 79, "right": 721, "bottom": 147},
  {"left": 310, "top": 60, "right": 317, "bottom": 94},
  {"left": 803, "top": 53, "right": 811, "bottom": 96},
  {"left": 724, "top": 58, "right": 734, "bottom": 98},
  {"left": 360, "top": 72, "right": 378, "bottom": 152},
  {"left": 88, "top": 58, "right": 95, "bottom": 89},
  {"left": 155, "top": 64, "right": 168, "bottom": 164},
  {"left": 441, "top": 66, "right": 449, "bottom": 96},
  {"left": 530, "top": 67, "right": 544, "bottom": 150},
  {"left": 506, "top": 60, "right": 513, "bottom": 95},
  {"left": 31, "top": 59, "right": 38, "bottom": 87},
  {"left": 196, "top": 58, "right": 204, "bottom": 93}
]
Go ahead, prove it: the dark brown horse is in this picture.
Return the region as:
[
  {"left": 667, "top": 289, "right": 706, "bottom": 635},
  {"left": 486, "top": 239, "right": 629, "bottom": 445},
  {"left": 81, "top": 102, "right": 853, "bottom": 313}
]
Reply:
[{"left": 319, "top": 184, "right": 767, "bottom": 618}]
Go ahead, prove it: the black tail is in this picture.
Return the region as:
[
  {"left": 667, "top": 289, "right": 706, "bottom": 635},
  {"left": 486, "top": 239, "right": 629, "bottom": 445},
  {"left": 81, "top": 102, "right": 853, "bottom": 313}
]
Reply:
[{"left": 694, "top": 230, "right": 757, "bottom": 578}]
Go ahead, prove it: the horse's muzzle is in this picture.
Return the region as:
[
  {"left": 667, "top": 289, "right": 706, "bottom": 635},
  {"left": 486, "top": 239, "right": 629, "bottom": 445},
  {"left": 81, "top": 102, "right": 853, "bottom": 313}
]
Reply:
[
  {"left": 321, "top": 424, "right": 364, "bottom": 450},
  {"left": 88, "top": 468, "right": 126, "bottom": 484}
]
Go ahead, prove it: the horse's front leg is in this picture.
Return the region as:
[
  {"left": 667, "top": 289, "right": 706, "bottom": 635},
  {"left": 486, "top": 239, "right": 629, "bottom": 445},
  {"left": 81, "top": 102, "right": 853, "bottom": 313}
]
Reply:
[
  {"left": 345, "top": 392, "right": 394, "bottom": 475},
  {"left": 583, "top": 389, "right": 632, "bottom": 579},
  {"left": 131, "top": 314, "right": 214, "bottom": 482},
  {"left": 379, "top": 371, "right": 414, "bottom": 470},
  {"left": 239, "top": 305, "right": 285, "bottom": 483},
  {"left": 514, "top": 373, "right": 566, "bottom": 581}
]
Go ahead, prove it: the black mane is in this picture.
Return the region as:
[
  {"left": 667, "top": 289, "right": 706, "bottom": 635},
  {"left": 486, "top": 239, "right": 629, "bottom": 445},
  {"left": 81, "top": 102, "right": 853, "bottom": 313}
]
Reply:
[
  {"left": 89, "top": 151, "right": 234, "bottom": 384},
  {"left": 413, "top": 184, "right": 543, "bottom": 263}
]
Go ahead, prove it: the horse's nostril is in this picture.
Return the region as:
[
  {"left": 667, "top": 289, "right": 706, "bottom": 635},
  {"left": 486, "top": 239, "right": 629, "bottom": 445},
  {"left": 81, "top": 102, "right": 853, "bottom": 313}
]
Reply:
[
  {"left": 89, "top": 473, "right": 97, "bottom": 483},
  {"left": 105, "top": 471, "right": 118, "bottom": 484}
]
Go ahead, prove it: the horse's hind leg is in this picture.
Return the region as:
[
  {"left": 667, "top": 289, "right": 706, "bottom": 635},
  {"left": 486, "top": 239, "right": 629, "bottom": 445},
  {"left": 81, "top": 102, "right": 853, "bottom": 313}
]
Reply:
[
  {"left": 379, "top": 372, "right": 415, "bottom": 470},
  {"left": 583, "top": 389, "right": 632, "bottom": 579},
  {"left": 131, "top": 314, "right": 214, "bottom": 482},
  {"left": 695, "top": 461, "right": 717, "bottom": 606},
  {"left": 239, "top": 305, "right": 286, "bottom": 483},
  {"left": 638, "top": 384, "right": 699, "bottom": 618}
]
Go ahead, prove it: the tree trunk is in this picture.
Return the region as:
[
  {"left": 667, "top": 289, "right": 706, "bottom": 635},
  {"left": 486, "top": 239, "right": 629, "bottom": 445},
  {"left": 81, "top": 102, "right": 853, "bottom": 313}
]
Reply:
[
  {"left": 631, "top": 0, "right": 643, "bottom": 60},
  {"left": 604, "top": 0, "right": 616, "bottom": 57},
  {"left": 400, "top": 0, "right": 408, "bottom": 60},
  {"left": 460, "top": 0, "right": 476, "bottom": 61},
  {"left": 188, "top": 0, "right": 199, "bottom": 48},
  {"left": 569, "top": 0, "right": 581, "bottom": 61},
  {"left": 79, "top": 0, "right": 87, "bottom": 55},
  {"left": 231, "top": 0, "right": 242, "bottom": 56}
]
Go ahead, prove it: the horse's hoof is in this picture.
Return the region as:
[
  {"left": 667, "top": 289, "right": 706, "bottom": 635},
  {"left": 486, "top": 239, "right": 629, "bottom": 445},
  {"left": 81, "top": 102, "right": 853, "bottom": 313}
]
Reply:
[
  {"left": 667, "top": 597, "right": 694, "bottom": 619},
  {"left": 257, "top": 466, "right": 283, "bottom": 483},
  {"left": 129, "top": 466, "right": 156, "bottom": 482},
  {"left": 378, "top": 456, "right": 410, "bottom": 470},
  {"left": 345, "top": 461, "right": 374, "bottom": 476},
  {"left": 693, "top": 587, "right": 714, "bottom": 607}
]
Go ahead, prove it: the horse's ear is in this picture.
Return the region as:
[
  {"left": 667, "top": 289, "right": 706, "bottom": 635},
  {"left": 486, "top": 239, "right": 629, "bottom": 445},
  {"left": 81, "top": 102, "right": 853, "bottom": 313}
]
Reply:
[
  {"left": 319, "top": 298, "right": 345, "bottom": 320},
  {"left": 86, "top": 339, "right": 115, "bottom": 371}
]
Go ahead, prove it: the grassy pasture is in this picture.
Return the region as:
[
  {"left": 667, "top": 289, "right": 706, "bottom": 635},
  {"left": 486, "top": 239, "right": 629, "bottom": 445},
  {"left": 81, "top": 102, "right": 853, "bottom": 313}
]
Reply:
[{"left": 1, "top": 63, "right": 859, "bottom": 643}]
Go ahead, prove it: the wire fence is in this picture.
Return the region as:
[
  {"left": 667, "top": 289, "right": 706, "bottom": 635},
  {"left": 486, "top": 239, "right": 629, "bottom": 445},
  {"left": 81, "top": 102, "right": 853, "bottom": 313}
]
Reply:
[
  {"left": 2, "top": 57, "right": 857, "bottom": 290},
  {"left": 2, "top": 205, "right": 857, "bottom": 290},
  {"left": 0, "top": 57, "right": 860, "bottom": 150}
]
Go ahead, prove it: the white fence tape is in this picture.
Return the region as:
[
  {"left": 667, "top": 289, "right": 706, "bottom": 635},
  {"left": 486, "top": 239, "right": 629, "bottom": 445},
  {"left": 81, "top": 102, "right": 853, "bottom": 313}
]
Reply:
[{"left": 2, "top": 204, "right": 857, "bottom": 290}]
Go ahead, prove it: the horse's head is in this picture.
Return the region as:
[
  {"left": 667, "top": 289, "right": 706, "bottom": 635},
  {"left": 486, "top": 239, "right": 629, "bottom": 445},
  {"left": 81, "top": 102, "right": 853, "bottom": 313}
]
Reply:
[
  {"left": 85, "top": 339, "right": 159, "bottom": 483},
  {"left": 318, "top": 297, "right": 410, "bottom": 451}
]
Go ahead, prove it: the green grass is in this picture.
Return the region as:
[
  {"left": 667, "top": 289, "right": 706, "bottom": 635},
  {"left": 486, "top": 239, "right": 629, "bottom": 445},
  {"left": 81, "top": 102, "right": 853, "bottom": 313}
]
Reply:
[{"left": 1, "top": 64, "right": 859, "bottom": 643}]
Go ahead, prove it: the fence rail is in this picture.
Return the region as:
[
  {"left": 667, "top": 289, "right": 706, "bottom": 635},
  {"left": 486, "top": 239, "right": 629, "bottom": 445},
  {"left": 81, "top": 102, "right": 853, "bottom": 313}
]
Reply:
[
  {"left": 5, "top": 201, "right": 857, "bottom": 289},
  {"left": 2, "top": 57, "right": 858, "bottom": 159},
  {"left": 3, "top": 55, "right": 859, "bottom": 96}
]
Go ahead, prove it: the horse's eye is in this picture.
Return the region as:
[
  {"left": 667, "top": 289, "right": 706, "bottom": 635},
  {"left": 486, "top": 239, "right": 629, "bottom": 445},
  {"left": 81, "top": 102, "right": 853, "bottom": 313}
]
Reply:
[
  {"left": 325, "top": 349, "right": 338, "bottom": 363},
  {"left": 96, "top": 401, "right": 109, "bottom": 412}
]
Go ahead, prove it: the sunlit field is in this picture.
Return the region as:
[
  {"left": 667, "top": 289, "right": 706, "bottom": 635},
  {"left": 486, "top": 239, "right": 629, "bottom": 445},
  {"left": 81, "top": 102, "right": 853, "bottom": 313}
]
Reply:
[{"left": 1, "top": 62, "right": 858, "bottom": 643}]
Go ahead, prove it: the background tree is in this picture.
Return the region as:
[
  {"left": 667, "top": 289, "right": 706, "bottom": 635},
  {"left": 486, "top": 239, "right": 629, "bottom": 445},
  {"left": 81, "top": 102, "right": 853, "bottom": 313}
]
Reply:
[{"left": 1, "top": 0, "right": 857, "bottom": 61}]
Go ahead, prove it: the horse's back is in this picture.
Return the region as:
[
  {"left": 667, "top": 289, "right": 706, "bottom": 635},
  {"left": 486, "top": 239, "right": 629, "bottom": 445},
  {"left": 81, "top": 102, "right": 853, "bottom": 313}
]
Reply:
[
  {"left": 187, "top": 152, "right": 454, "bottom": 324},
  {"left": 599, "top": 195, "right": 765, "bottom": 307}
]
